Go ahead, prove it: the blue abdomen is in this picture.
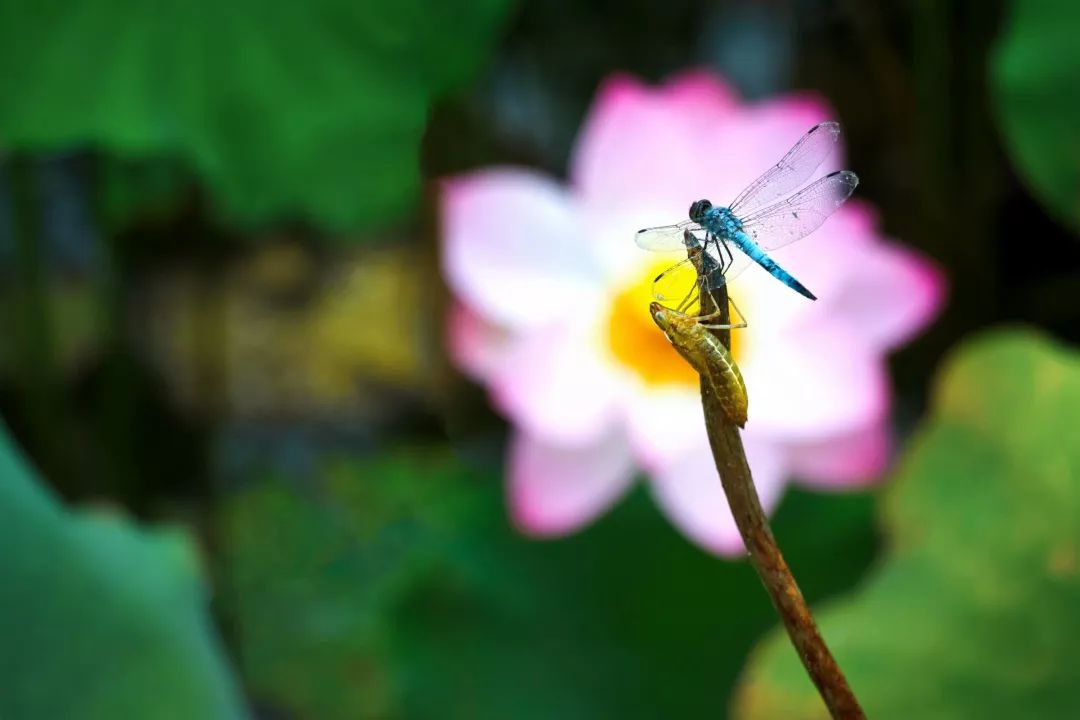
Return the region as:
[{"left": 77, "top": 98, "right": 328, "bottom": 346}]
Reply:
[
  {"left": 729, "top": 230, "right": 817, "bottom": 300},
  {"left": 702, "top": 210, "right": 816, "bottom": 300}
]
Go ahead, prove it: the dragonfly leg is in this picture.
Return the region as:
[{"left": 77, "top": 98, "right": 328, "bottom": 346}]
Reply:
[
  {"left": 696, "top": 296, "right": 748, "bottom": 330},
  {"left": 720, "top": 237, "right": 735, "bottom": 274},
  {"left": 697, "top": 236, "right": 734, "bottom": 291},
  {"left": 674, "top": 277, "right": 702, "bottom": 314}
]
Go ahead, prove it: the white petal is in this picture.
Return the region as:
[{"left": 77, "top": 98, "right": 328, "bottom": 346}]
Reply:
[
  {"left": 441, "top": 168, "right": 601, "bottom": 329},
  {"left": 740, "top": 324, "right": 889, "bottom": 440},
  {"left": 509, "top": 429, "right": 636, "bottom": 536},
  {"left": 488, "top": 315, "right": 621, "bottom": 447},
  {"left": 624, "top": 384, "right": 706, "bottom": 470},
  {"left": 649, "top": 427, "right": 788, "bottom": 556}
]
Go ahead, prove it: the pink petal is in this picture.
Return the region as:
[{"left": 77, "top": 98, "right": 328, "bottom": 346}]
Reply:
[
  {"left": 488, "top": 316, "right": 621, "bottom": 447},
  {"left": 446, "top": 301, "right": 510, "bottom": 381},
  {"left": 663, "top": 69, "right": 742, "bottom": 112},
  {"left": 740, "top": 324, "right": 889, "bottom": 440},
  {"left": 692, "top": 94, "right": 840, "bottom": 209},
  {"left": 570, "top": 73, "right": 743, "bottom": 261},
  {"left": 742, "top": 95, "right": 845, "bottom": 170},
  {"left": 787, "top": 421, "right": 892, "bottom": 488},
  {"left": 571, "top": 71, "right": 741, "bottom": 208},
  {"left": 649, "top": 427, "right": 788, "bottom": 556},
  {"left": 441, "top": 168, "right": 601, "bottom": 329},
  {"left": 769, "top": 201, "right": 945, "bottom": 351},
  {"left": 832, "top": 239, "right": 946, "bottom": 352},
  {"left": 509, "top": 429, "right": 636, "bottom": 537}
]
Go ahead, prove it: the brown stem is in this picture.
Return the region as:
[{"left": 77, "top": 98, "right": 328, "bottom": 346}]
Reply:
[{"left": 695, "top": 248, "right": 864, "bottom": 719}]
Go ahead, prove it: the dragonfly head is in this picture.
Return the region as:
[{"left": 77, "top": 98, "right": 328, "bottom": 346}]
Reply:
[{"left": 688, "top": 199, "right": 712, "bottom": 223}]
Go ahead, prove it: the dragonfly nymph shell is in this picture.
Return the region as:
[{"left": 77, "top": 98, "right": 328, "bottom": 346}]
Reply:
[{"left": 648, "top": 302, "right": 748, "bottom": 427}]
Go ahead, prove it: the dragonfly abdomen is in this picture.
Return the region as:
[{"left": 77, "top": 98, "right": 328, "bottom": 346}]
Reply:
[{"left": 730, "top": 231, "right": 817, "bottom": 301}]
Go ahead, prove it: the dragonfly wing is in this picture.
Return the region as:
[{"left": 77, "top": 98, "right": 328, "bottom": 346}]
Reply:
[
  {"left": 634, "top": 221, "right": 699, "bottom": 252},
  {"left": 652, "top": 237, "right": 755, "bottom": 296},
  {"left": 739, "top": 171, "right": 859, "bottom": 252},
  {"left": 728, "top": 122, "right": 842, "bottom": 216},
  {"left": 652, "top": 241, "right": 725, "bottom": 299},
  {"left": 652, "top": 257, "right": 700, "bottom": 304},
  {"left": 702, "top": 249, "right": 753, "bottom": 289}
]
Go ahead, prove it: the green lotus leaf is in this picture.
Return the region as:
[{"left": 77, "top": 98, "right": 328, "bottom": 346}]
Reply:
[
  {"left": 0, "top": 423, "right": 244, "bottom": 719},
  {"left": 736, "top": 330, "right": 1080, "bottom": 719},
  {"left": 992, "top": 0, "right": 1080, "bottom": 232},
  {"left": 0, "top": 0, "right": 512, "bottom": 230}
]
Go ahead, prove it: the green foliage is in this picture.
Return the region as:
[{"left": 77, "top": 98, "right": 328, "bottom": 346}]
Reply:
[
  {"left": 992, "top": 0, "right": 1080, "bottom": 232},
  {"left": 735, "top": 330, "right": 1080, "bottom": 719},
  {"left": 0, "top": 0, "right": 513, "bottom": 231},
  {"left": 220, "top": 447, "right": 878, "bottom": 719},
  {"left": 0, "top": 423, "right": 244, "bottom": 719},
  {"left": 96, "top": 156, "right": 195, "bottom": 232}
]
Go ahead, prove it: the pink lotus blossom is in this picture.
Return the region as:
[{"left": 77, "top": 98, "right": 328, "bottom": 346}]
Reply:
[{"left": 440, "top": 71, "right": 945, "bottom": 555}]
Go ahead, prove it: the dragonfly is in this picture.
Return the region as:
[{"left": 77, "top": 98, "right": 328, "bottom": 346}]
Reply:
[{"left": 635, "top": 121, "right": 859, "bottom": 301}]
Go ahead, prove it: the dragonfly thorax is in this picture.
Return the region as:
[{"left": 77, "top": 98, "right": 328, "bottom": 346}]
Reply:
[{"left": 702, "top": 205, "right": 743, "bottom": 237}]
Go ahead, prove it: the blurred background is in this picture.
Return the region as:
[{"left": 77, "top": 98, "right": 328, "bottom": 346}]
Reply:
[{"left": 1, "top": 0, "right": 1079, "bottom": 718}]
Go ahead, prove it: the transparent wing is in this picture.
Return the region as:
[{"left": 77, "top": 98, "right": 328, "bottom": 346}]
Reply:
[
  {"left": 728, "top": 121, "right": 842, "bottom": 216},
  {"left": 652, "top": 253, "right": 752, "bottom": 327},
  {"left": 740, "top": 171, "right": 859, "bottom": 252},
  {"left": 652, "top": 257, "right": 701, "bottom": 305},
  {"left": 634, "top": 220, "right": 699, "bottom": 252},
  {"left": 652, "top": 238, "right": 753, "bottom": 299},
  {"left": 702, "top": 249, "right": 753, "bottom": 289}
]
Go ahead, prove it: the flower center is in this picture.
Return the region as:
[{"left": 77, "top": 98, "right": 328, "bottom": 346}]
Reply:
[{"left": 606, "top": 260, "right": 742, "bottom": 387}]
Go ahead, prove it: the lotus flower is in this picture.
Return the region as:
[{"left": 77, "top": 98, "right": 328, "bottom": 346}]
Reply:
[{"left": 441, "top": 70, "right": 944, "bottom": 555}]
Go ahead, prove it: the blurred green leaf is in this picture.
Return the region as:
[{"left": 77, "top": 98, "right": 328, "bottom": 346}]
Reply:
[
  {"left": 0, "top": 423, "right": 245, "bottom": 719},
  {"left": 992, "top": 0, "right": 1080, "bottom": 232},
  {"left": 735, "top": 330, "right": 1080, "bottom": 719},
  {"left": 220, "top": 452, "right": 476, "bottom": 719},
  {"left": 0, "top": 0, "right": 513, "bottom": 231},
  {"left": 220, "top": 447, "right": 878, "bottom": 719},
  {"left": 96, "top": 156, "right": 194, "bottom": 232}
]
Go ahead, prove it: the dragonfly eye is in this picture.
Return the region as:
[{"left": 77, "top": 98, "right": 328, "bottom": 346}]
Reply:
[{"left": 688, "top": 199, "right": 712, "bottom": 222}]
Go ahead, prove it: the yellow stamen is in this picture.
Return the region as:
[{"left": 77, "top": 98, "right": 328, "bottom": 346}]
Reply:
[{"left": 606, "top": 261, "right": 743, "bottom": 386}]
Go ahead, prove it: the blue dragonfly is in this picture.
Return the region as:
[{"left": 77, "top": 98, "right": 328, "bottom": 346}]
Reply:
[{"left": 635, "top": 121, "right": 859, "bottom": 302}]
